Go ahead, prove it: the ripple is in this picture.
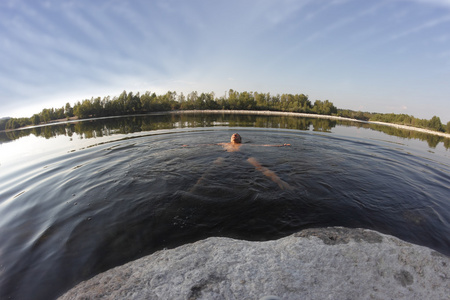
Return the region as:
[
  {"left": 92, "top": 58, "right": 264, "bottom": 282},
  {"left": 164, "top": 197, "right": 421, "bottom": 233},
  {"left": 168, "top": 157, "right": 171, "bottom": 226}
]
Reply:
[{"left": 0, "top": 123, "right": 449, "bottom": 300}]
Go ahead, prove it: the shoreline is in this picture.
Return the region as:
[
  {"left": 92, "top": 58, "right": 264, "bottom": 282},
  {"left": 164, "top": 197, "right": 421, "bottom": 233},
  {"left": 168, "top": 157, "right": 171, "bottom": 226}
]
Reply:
[
  {"left": 4, "top": 110, "right": 450, "bottom": 139},
  {"left": 169, "top": 110, "right": 450, "bottom": 139}
]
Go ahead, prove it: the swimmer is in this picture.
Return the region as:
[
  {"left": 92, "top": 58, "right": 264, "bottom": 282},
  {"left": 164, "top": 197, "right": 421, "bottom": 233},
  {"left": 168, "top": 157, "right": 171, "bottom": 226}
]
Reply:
[
  {"left": 216, "top": 133, "right": 243, "bottom": 152},
  {"left": 188, "top": 133, "right": 292, "bottom": 190},
  {"left": 217, "top": 133, "right": 290, "bottom": 152}
]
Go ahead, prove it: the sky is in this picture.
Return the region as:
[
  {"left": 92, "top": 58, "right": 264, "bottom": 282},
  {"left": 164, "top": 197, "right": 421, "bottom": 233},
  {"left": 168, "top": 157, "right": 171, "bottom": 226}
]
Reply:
[{"left": 1, "top": 0, "right": 449, "bottom": 123}]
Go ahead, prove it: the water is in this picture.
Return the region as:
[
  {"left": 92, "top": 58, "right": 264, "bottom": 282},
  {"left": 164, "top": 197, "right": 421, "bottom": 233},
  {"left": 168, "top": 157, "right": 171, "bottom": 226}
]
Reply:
[{"left": 0, "top": 113, "right": 449, "bottom": 299}]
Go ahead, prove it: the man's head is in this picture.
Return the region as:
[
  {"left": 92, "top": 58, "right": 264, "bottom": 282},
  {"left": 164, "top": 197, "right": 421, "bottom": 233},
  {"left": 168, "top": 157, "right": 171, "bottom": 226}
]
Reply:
[{"left": 230, "top": 133, "right": 242, "bottom": 144}]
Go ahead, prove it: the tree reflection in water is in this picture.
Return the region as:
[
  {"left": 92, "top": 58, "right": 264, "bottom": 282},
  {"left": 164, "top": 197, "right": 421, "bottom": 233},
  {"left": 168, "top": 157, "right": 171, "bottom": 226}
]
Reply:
[{"left": 0, "top": 113, "right": 448, "bottom": 149}]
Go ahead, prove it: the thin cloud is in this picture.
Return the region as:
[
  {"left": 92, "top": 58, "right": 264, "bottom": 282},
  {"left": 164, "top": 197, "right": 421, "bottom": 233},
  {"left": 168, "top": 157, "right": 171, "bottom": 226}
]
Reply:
[
  {"left": 62, "top": 6, "right": 109, "bottom": 47},
  {"left": 259, "top": 0, "right": 312, "bottom": 25},
  {"left": 304, "top": 1, "right": 385, "bottom": 43},
  {"left": 304, "top": 0, "right": 350, "bottom": 22},
  {"left": 265, "top": 0, "right": 386, "bottom": 69},
  {"left": 401, "top": 0, "right": 450, "bottom": 8},
  {"left": 387, "top": 15, "right": 450, "bottom": 42},
  {"left": 1, "top": 0, "right": 449, "bottom": 121}
]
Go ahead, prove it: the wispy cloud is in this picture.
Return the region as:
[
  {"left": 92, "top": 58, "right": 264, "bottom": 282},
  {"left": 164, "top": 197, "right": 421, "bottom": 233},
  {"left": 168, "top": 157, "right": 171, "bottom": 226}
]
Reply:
[
  {"left": 262, "top": 0, "right": 386, "bottom": 70},
  {"left": 257, "top": 0, "right": 312, "bottom": 25},
  {"left": 386, "top": 15, "right": 450, "bottom": 42},
  {"left": 401, "top": 0, "right": 450, "bottom": 8},
  {"left": 1, "top": 0, "right": 449, "bottom": 120},
  {"left": 304, "top": 1, "right": 385, "bottom": 43}
]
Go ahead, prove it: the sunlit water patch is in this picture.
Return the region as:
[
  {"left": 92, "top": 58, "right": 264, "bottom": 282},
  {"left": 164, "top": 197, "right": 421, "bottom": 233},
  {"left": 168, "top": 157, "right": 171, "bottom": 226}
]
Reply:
[{"left": 0, "top": 114, "right": 449, "bottom": 299}]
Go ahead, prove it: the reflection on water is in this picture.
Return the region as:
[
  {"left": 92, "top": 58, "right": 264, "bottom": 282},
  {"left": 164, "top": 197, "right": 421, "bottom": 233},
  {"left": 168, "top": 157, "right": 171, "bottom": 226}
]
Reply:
[
  {"left": 1, "top": 113, "right": 449, "bottom": 149},
  {"left": 367, "top": 123, "right": 450, "bottom": 149},
  {"left": 0, "top": 114, "right": 449, "bottom": 300}
]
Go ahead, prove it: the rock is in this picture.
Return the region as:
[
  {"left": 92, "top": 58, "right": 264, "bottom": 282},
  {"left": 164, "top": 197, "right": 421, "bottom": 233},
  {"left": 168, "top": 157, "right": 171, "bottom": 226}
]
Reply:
[{"left": 58, "top": 227, "right": 449, "bottom": 300}]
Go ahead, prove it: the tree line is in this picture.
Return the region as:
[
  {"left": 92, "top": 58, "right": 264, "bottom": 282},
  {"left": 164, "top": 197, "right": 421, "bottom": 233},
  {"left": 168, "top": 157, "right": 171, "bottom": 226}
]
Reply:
[
  {"left": 2, "top": 113, "right": 448, "bottom": 150},
  {"left": 336, "top": 110, "right": 449, "bottom": 133},
  {"left": 1, "top": 89, "right": 449, "bottom": 134},
  {"left": 69, "top": 90, "right": 337, "bottom": 118},
  {"left": 1, "top": 90, "right": 335, "bottom": 130}
]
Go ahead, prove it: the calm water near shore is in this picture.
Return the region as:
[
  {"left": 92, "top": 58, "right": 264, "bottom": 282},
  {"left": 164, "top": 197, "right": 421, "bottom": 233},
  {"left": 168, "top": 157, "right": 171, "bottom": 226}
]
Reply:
[{"left": 0, "top": 113, "right": 449, "bottom": 299}]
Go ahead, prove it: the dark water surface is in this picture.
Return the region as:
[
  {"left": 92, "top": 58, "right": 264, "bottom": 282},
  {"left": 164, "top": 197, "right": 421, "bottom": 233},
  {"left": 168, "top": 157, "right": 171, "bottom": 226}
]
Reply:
[{"left": 0, "top": 113, "right": 449, "bottom": 299}]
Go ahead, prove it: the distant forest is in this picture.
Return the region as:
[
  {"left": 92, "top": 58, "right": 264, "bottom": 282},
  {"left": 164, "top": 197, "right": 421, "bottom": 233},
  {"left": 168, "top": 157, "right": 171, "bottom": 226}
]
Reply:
[{"left": 1, "top": 89, "right": 449, "bottom": 134}]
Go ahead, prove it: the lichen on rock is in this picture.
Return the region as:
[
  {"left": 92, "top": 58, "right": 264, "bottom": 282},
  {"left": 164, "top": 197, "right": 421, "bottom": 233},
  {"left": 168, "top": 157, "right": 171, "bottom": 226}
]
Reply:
[{"left": 58, "top": 227, "right": 450, "bottom": 300}]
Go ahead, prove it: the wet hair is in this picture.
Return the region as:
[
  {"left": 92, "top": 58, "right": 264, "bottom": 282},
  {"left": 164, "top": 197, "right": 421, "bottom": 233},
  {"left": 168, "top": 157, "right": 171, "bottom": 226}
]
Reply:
[{"left": 232, "top": 133, "right": 242, "bottom": 143}]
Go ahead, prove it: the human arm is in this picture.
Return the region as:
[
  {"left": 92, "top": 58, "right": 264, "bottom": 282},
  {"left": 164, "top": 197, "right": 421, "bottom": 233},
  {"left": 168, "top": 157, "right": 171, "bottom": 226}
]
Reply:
[
  {"left": 261, "top": 143, "right": 291, "bottom": 147},
  {"left": 246, "top": 143, "right": 291, "bottom": 147}
]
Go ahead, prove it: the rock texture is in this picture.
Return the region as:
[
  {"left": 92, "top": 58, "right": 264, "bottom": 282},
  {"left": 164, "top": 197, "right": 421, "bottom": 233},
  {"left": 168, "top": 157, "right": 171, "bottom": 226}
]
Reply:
[{"left": 58, "top": 227, "right": 449, "bottom": 300}]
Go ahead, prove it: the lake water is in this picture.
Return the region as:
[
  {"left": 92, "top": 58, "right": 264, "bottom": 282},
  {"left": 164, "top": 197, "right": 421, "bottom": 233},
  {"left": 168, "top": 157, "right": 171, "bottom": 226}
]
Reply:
[{"left": 0, "top": 113, "right": 449, "bottom": 299}]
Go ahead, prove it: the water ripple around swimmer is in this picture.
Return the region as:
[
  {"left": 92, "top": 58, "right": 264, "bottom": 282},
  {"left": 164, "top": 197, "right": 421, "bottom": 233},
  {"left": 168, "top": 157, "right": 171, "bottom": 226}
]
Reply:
[{"left": 0, "top": 128, "right": 449, "bottom": 300}]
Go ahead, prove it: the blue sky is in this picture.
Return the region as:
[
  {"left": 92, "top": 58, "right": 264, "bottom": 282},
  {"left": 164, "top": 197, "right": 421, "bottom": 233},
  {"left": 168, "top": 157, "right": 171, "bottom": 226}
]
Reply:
[{"left": 1, "top": 0, "right": 449, "bottom": 123}]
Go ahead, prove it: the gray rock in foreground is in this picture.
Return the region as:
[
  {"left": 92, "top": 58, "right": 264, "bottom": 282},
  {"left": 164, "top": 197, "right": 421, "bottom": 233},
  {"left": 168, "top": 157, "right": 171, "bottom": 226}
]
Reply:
[{"left": 58, "top": 227, "right": 449, "bottom": 300}]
